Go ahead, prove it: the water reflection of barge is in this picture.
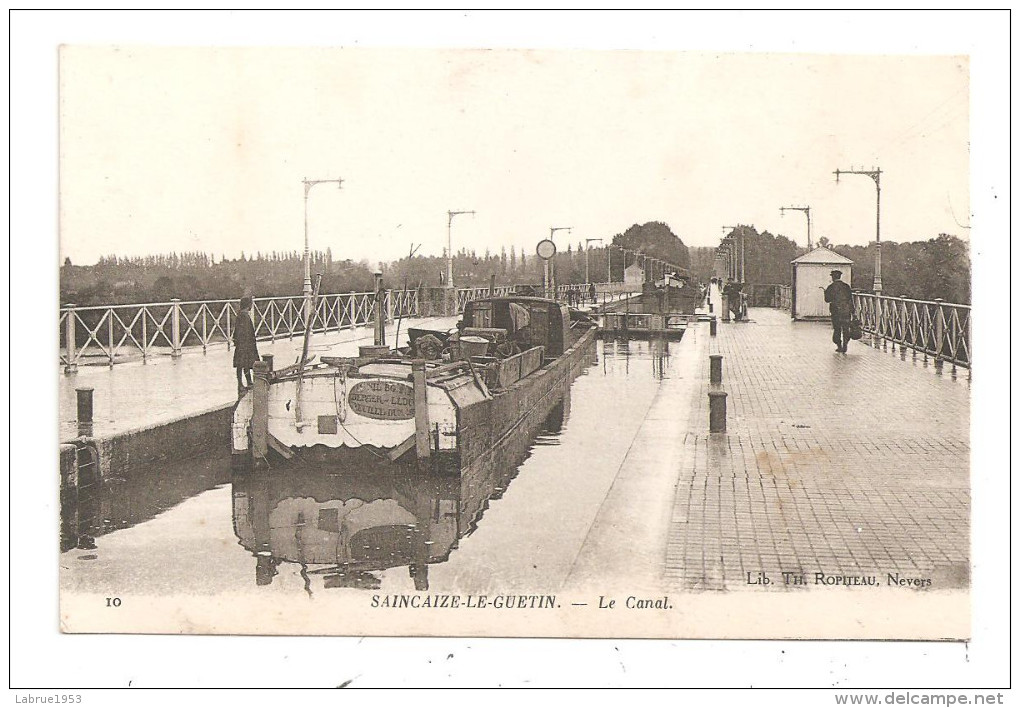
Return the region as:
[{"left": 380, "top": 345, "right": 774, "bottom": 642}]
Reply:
[
  {"left": 231, "top": 296, "right": 595, "bottom": 470},
  {"left": 231, "top": 394, "right": 573, "bottom": 589}
]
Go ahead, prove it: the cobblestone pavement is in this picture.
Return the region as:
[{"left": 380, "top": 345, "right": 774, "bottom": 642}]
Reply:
[
  {"left": 58, "top": 316, "right": 457, "bottom": 441},
  {"left": 665, "top": 307, "right": 970, "bottom": 591}
]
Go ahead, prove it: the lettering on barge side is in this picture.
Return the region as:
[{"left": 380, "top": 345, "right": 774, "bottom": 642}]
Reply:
[{"left": 347, "top": 380, "right": 415, "bottom": 420}]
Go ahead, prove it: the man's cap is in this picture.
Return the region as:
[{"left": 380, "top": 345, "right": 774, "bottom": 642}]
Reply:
[{"left": 830, "top": 270, "right": 842, "bottom": 277}]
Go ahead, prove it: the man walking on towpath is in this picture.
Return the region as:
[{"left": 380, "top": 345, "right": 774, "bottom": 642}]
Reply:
[{"left": 824, "top": 269, "right": 854, "bottom": 353}]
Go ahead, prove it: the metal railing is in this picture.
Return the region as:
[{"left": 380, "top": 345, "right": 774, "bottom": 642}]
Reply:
[
  {"left": 552, "top": 282, "right": 637, "bottom": 306},
  {"left": 60, "top": 290, "right": 425, "bottom": 371},
  {"left": 853, "top": 293, "right": 971, "bottom": 369},
  {"left": 454, "top": 285, "right": 515, "bottom": 312},
  {"left": 59, "top": 282, "right": 628, "bottom": 371},
  {"left": 745, "top": 283, "right": 792, "bottom": 310}
]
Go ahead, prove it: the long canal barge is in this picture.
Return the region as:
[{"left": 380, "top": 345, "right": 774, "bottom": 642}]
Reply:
[{"left": 230, "top": 295, "right": 597, "bottom": 471}]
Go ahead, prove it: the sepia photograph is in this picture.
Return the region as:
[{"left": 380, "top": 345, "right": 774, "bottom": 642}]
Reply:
[{"left": 10, "top": 8, "right": 1011, "bottom": 693}]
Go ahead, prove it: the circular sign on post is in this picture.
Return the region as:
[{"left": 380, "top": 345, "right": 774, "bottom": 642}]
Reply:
[{"left": 536, "top": 239, "right": 557, "bottom": 260}]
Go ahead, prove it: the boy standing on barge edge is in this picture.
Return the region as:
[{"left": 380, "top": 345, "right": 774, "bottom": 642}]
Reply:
[{"left": 233, "top": 296, "right": 259, "bottom": 395}]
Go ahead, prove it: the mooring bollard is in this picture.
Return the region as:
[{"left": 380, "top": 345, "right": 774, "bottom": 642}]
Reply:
[
  {"left": 76, "top": 387, "right": 94, "bottom": 437},
  {"left": 710, "top": 317, "right": 718, "bottom": 337},
  {"left": 710, "top": 354, "right": 723, "bottom": 384},
  {"left": 709, "top": 390, "right": 727, "bottom": 433},
  {"left": 60, "top": 443, "right": 78, "bottom": 488},
  {"left": 261, "top": 354, "right": 274, "bottom": 372},
  {"left": 721, "top": 296, "right": 731, "bottom": 322}
]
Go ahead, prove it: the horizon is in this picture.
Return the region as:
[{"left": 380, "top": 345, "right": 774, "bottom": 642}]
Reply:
[{"left": 62, "top": 229, "right": 969, "bottom": 268}]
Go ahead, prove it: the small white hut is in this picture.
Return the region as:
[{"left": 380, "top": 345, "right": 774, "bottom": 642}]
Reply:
[
  {"left": 624, "top": 263, "right": 645, "bottom": 287},
  {"left": 791, "top": 246, "right": 854, "bottom": 320}
]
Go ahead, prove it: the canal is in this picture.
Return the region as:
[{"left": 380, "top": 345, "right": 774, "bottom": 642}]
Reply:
[{"left": 60, "top": 338, "right": 681, "bottom": 600}]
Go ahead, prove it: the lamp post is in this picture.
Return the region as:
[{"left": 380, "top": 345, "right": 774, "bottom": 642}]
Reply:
[
  {"left": 446, "top": 210, "right": 476, "bottom": 289},
  {"left": 549, "top": 226, "right": 572, "bottom": 296},
  {"left": 584, "top": 238, "right": 603, "bottom": 284},
  {"left": 780, "top": 205, "right": 812, "bottom": 248},
  {"left": 721, "top": 226, "right": 741, "bottom": 281},
  {"left": 834, "top": 166, "right": 882, "bottom": 293},
  {"left": 303, "top": 178, "right": 344, "bottom": 320}
]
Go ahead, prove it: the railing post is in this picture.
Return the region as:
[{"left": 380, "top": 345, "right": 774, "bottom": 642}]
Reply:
[
  {"left": 386, "top": 288, "right": 395, "bottom": 324},
  {"left": 171, "top": 298, "right": 182, "bottom": 358},
  {"left": 64, "top": 305, "right": 78, "bottom": 374},
  {"left": 870, "top": 296, "right": 881, "bottom": 348},
  {"left": 226, "top": 305, "right": 233, "bottom": 350},
  {"left": 967, "top": 311, "right": 972, "bottom": 380},
  {"left": 107, "top": 310, "right": 115, "bottom": 366},
  {"left": 934, "top": 298, "right": 945, "bottom": 373},
  {"left": 201, "top": 305, "right": 208, "bottom": 353},
  {"left": 878, "top": 296, "right": 888, "bottom": 350},
  {"left": 895, "top": 297, "right": 905, "bottom": 354},
  {"left": 141, "top": 307, "right": 148, "bottom": 361},
  {"left": 374, "top": 272, "right": 386, "bottom": 347}
]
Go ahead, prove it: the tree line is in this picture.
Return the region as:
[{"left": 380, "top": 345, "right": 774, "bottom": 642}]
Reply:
[
  {"left": 689, "top": 227, "right": 970, "bottom": 304},
  {"left": 61, "top": 223, "right": 968, "bottom": 306},
  {"left": 60, "top": 221, "right": 694, "bottom": 306}
]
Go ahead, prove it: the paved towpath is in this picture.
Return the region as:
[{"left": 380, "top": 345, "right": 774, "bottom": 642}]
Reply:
[
  {"left": 58, "top": 316, "right": 456, "bottom": 441},
  {"left": 664, "top": 307, "right": 970, "bottom": 590}
]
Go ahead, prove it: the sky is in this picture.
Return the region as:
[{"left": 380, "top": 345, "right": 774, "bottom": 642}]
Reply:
[{"left": 59, "top": 23, "right": 969, "bottom": 269}]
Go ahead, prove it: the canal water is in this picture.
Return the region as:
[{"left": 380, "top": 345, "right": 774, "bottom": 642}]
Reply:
[{"left": 60, "top": 338, "right": 682, "bottom": 599}]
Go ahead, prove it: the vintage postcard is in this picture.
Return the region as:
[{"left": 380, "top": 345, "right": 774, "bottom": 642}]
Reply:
[{"left": 54, "top": 41, "right": 977, "bottom": 646}]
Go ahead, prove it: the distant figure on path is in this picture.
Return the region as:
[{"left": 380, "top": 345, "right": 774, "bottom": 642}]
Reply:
[
  {"left": 823, "top": 270, "right": 854, "bottom": 353},
  {"left": 724, "top": 280, "right": 744, "bottom": 321},
  {"left": 588, "top": 282, "right": 596, "bottom": 305},
  {"left": 233, "top": 296, "right": 260, "bottom": 395}
]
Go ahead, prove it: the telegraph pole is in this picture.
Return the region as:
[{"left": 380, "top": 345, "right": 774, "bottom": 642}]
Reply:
[
  {"left": 303, "top": 178, "right": 344, "bottom": 321},
  {"left": 585, "top": 238, "right": 603, "bottom": 284},
  {"left": 834, "top": 166, "right": 882, "bottom": 293},
  {"left": 446, "top": 210, "right": 476, "bottom": 289},
  {"left": 549, "top": 226, "right": 572, "bottom": 295},
  {"left": 780, "top": 205, "right": 812, "bottom": 248}
]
